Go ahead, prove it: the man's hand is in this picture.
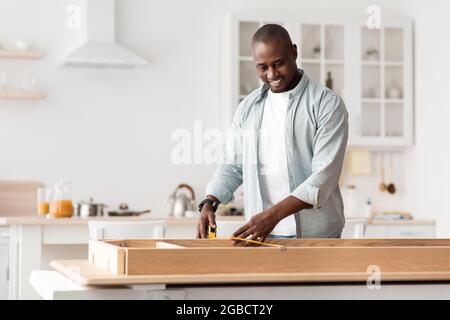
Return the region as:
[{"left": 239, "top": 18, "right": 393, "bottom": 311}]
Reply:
[
  {"left": 197, "top": 203, "right": 217, "bottom": 239},
  {"left": 231, "top": 196, "right": 312, "bottom": 246},
  {"left": 232, "top": 209, "right": 280, "bottom": 246}
]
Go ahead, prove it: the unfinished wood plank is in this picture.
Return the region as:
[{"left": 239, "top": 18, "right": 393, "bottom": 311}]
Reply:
[
  {"left": 104, "top": 240, "right": 127, "bottom": 247},
  {"left": 130, "top": 238, "right": 450, "bottom": 248},
  {"left": 123, "top": 246, "right": 450, "bottom": 276},
  {"left": 0, "top": 180, "right": 44, "bottom": 216},
  {"left": 51, "top": 259, "right": 450, "bottom": 286},
  {"left": 155, "top": 241, "right": 186, "bottom": 249},
  {"left": 88, "top": 240, "right": 126, "bottom": 275}
]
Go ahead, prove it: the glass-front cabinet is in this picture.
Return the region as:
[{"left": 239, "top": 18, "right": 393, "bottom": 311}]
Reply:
[
  {"left": 299, "top": 23, "right": 346, "bottom": 98},
  {"left": 355, "top": 22, "right": 412, "bottom": 146},
  {"left": 223, "top": 14, "right": 413, "bottom": 147}
]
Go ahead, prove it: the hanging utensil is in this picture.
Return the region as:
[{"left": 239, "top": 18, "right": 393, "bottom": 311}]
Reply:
[
  {"left": 387, "top": 152, "right": 396, "bottom": 194},
  {"left": 379, "top": 152, "right": 387, "bottom": 192}
]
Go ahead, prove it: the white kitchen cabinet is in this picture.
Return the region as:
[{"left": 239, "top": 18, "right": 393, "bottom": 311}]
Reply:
[
  {"left": 298, "top": 21, "right": 349, "bottom": 102},
  {"left": 365, "top": 221, "right": 436, "bottom": 238},
  {"left": 223, "top": 13, "right": 413, "bottom": 148},
  {"left": 0, "top": 226, "right": 9, "bottom": 300},
  {"left": 350, "top": 21, "right": 413, "bottom": 147},
  {"left": 222, "top": 13, "right": 288, "bottom": 128}
]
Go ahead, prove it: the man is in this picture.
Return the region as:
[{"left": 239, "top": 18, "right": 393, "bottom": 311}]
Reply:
[{"left": 197, "top": 24, "right": 348, "bottom": 245}]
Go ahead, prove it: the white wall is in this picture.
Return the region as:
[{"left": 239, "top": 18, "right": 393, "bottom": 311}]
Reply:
[
  {"left": 401, "top": 0, "right": 450, "bottom": 236},
  {"left": 0, "top": 0, "right": 409, "bottom": 216},
  {"left": 341, "top": 151, "right": 406, "bottom": 218}
]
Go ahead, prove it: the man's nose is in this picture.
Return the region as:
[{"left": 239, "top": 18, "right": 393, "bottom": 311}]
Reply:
[{"left": 267, "top": 66, "right": 279, "bottom": 80}]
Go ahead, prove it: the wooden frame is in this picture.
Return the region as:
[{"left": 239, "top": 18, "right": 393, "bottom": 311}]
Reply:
[
  {"left": 53, "top": 238, "right": 450, "bottom": 286},
  {"left": 0, "top": 49, "right": 43, "bottom": 59},
  {"left": 0, "top": 91, "right": 45, "bottom": 100}
]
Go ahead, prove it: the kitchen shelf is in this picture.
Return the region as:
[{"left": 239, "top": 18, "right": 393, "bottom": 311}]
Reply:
[
  {"left": 0, "top": 91, "right": 46, "bottom": 100},
  {"left": 238, "top": 56, "right": 253, "bottom": 61},
  {"left": 362, "top": 98, "right": 381, "bottom": 103},
  {"left": 385, "top": 61, "right": 404, "bottom": 66},
  {"left": 362, "top": 61, "right": 381, "bottom": 66},
  {"left": 325, "top": 59, "right": 344, "bottom": 64},
  {"left": 362, "top": 61, "right": 403, "bottom": 67},
  {"left": 385, "top": 98, "right": 404, "bottom": 103},
  {"left": 301, "top": 59, "right": 321, "bottom": 64},
  {"left": 0, "top": 49, "right": 43, "bottom": 60}
]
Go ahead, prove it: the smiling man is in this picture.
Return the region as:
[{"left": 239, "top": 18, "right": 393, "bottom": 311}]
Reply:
[{"left": 197, "top": 24, "right": 348, "bottom": 244}]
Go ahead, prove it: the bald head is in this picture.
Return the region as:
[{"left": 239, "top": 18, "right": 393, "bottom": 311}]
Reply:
[{"left": 251, "top": 24, "right": 293, "bottom": 50}]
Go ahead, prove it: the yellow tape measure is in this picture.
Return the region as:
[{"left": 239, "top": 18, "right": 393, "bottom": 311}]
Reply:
[
  {"left": 206, "top": 225, "right": 285, "bottom": 250},
  {"left": 207, "top": 225, "right": 217, "bottom": 239}
]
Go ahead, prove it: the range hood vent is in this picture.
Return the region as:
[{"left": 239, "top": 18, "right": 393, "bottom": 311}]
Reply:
[{"left": 64, "top": 0, "right": 147, "bottom": 68}]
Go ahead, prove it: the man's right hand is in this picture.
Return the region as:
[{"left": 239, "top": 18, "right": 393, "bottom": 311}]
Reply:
[{"left": 197, "top": 203, "right": 217, "bottom": 239}]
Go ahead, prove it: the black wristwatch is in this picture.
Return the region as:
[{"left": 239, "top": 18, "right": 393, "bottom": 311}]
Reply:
[{"left": 198, "top": 198, "right": 220, "bottom": 213}]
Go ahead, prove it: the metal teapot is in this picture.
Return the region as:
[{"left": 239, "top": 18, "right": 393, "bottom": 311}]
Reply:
[{"left": 168, "top": 184, "right": 196, "bottom": 217}]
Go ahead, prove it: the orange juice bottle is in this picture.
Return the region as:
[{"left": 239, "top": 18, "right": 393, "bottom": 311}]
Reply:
[
  {"left": 50, "top": 179, "right": 74, "bottom": 218},
  {"left": 51, "top": 199, "right": 73, "bottom": 218}
]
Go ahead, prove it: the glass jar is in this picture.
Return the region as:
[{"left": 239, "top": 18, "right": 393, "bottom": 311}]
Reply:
[
  {"left": 50, "top": 179, "right": 74, "bottom": 218},
  {"left": 37, "top": 187, "right": 51, "bottom": 217}
]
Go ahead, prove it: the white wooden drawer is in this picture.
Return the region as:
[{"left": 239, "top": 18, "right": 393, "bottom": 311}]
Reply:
[
  {"left": 364, "top": 225, "right": 388, "bottom": 238},
  {"left": 364, "top": 224, "right": 436, "bottom": 238},
  {"left": 386, "top": 225, "right": 435, "bottom": 238}
]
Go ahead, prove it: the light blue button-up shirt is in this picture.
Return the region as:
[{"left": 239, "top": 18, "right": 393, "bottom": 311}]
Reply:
[{"left": 206, "top": 71, "right": 348, "bottom": 238}]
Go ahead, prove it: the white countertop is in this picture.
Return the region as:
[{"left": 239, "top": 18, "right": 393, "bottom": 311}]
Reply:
[
  {"left": 0, "top": 214, "right": 245, "bottom": 226},
  {"left": 0, "top": 215, "right": 435, "bottom": 226},
  {"left": 368, "top": 219, "right": 436, "bottom": 225}
]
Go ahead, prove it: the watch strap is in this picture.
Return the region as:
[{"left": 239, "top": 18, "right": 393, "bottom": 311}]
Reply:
[{"left": 198, "top": 198, "right": 220, "bottom": 213}]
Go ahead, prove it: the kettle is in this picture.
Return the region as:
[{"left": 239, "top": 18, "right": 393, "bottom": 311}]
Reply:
[{"left": 168, "top": 184, "right": 196, "bottom": 217}]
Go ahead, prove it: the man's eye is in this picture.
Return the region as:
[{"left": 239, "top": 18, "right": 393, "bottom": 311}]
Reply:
[
  {"left": 257, "top": 65, "right": 267, "bottom": 71},
  {"left": 275, "top": 61, "right": 284, "bottom": 68}
]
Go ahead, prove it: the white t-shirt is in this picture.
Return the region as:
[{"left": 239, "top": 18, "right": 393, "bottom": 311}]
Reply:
[{"left": 258, "top": 88, "right": 297, "bottom": 236}]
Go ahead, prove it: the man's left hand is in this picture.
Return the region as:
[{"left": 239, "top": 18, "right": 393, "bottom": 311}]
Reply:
[{"left": 232, "top": 209, "right": 280, "bottom": 246}]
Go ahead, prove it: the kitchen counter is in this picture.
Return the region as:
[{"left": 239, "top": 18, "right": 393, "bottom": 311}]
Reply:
[
  {"left": 0, "top": 215, "right": 434, "bottom": 226},
  {"left": 368, "top": 219, "right": 435, "bottom": 225},
  {"left": 0, "top": 214, "right": 245, "bottom": 300},
  {"left": 29, "top": 268, "right": 450, "bottom": 300},
  {"left": 0, "top": 215, "right": 436, "bottom": 299},
  {"left": 0, "top": 214, "right": 244, "bottom": 225}
]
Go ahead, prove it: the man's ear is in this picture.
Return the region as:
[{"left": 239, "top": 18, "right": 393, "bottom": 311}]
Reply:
[{"left": 292, "top": 44, "right": 298, "bottom": 60}]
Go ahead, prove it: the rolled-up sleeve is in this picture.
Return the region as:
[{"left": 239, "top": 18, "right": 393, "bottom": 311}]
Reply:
[
  {"left": 206, "top": 103, "right": 245, "bottom": 204},
  {"left": 291, "top": 94, "right": 348, "bottom": 209}
]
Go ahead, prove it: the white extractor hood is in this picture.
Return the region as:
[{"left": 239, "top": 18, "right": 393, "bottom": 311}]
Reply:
[{"left": 64, "top": 0, "right": 147, "bottom": 68}]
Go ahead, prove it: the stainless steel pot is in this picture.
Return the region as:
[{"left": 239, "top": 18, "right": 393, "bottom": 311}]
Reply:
[{"left": 76, "top": 198, "right": 107, "bottom": 217}]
